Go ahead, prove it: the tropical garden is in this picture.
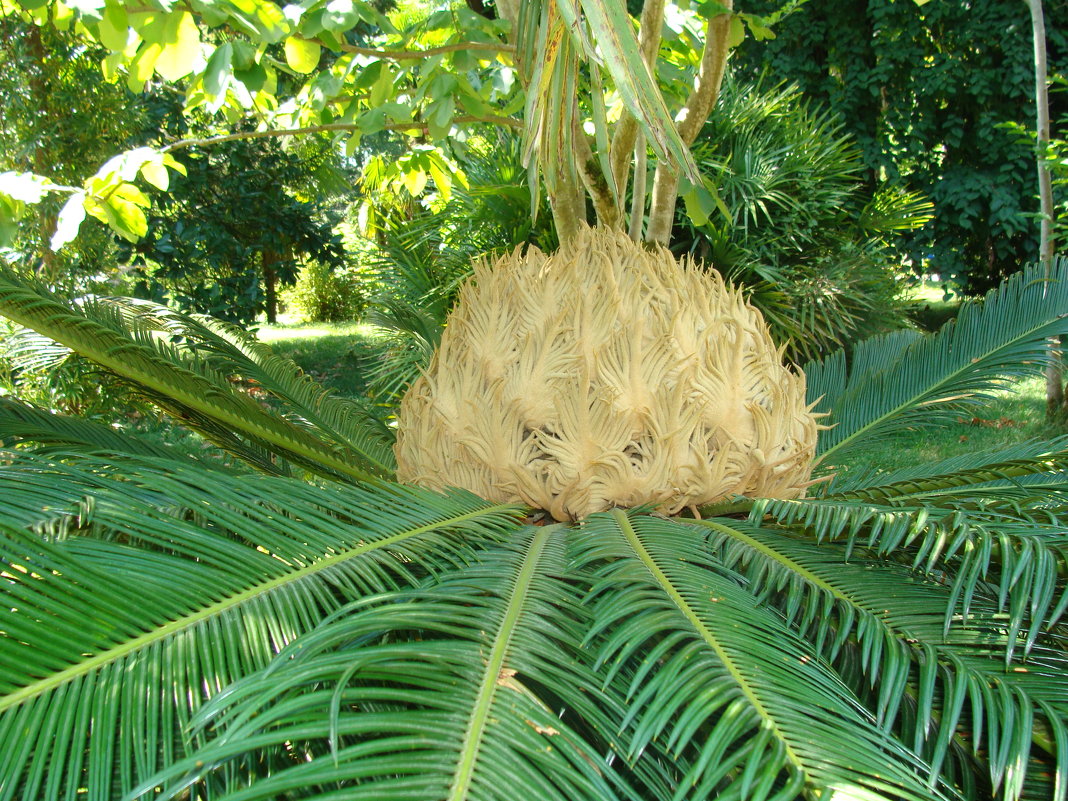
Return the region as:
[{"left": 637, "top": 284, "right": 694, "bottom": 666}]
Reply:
[{"left": 1, "top": 1, "right": 1068, "bottom": 800}]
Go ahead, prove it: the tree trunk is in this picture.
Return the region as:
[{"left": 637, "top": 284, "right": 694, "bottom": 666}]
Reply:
[
  {"left": 26, "top": 26, "right": 58, "bottom": 280},
  {"left": 645, "top": 1, "right": 733, "bottom": 245},
  {"left": 263, "top": 249, "right": 279, "bottom": 325},
  {"left": 1025, "top": 0, "right": 1064, "bottom": 419}
]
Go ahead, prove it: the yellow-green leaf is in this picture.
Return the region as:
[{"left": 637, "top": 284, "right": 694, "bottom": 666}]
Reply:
[
  {"left": 127, "top": 42, "right": 161, "bottom": 93},
  {"left": 284, "top": 36, "right": 320, "bottom": 74},
  {"left": 140, "top": 161, "right": 169, "bottom": 191},
  {"left": 155, "top": 10, "right": 201, "bottom": 81},
  {"left": 728, "top": 15, "right": 745, "bottom": 48},
  {"left": 97, "top": 1, "right": 128, "bottom": 50}
]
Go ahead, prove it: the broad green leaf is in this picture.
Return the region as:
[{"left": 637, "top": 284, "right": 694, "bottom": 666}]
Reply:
[
  {"left": 51, "top": 0, "right": 74, "bottom": 28},
  {"left": 188, "top": 0, "right": 229, "bottom": 27},
  {"left": 50, "top": 192, "right": 87, "bottom": 251},
  {"left": 321, "top": 0, "right": 358, "bottom": 31},
  {"left": 83, "top": 182, "right": 149, "bottom": 242},
  {"left": 0, "top": 195, "right": 24, "bottom": 248},
  {"left": 728, "top": 14, "right": 745, "bottom": 47},
  {"left": 202, "top": 40, "right": 232, "bottom": 98},
  {"left": 139, "top": 161, "right": 169, "bottom": 191},
  {"left": 96, "top": 1, "right": 128, "bottom": 49},
  {"left": 402, "top": 168, "right": 428, "bottom": 196},
  {"left": 154, "top": 10, "right": 201, "bottom": 81},
  {"left": 427, "top": 95, "right": 455, "bottom": 140},
  {"left": 283, "top": 35, "right": 319, "bottom": 73},
  {"left": 369, "top": 62, "right": 394, "bottom": 106},
  {"left": 127, "top": 42, "right": 162, "bottom": 92}
]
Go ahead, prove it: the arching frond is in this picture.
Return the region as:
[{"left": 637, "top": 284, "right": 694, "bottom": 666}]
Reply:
[
  {"left": 100, "top": 297, "right": 397, "bottom": 474},
  {"left": 806, "top": 258, "right": 1068, "bottom": 463},
  {"left": 689, "top": 520, "right": 1067, "bottom": 801},
  {"left": 749, "top": 496, "right": 1068, "bottom": 648},
  {"left": 136, "top": 527, "right": 637, "bottom": 801},
  {"left": 0, "top": 396, "right": 226, "bottom": 464},
  {"left": 0, "top": 452, "right": 525, "bottom": 801},
  {"left": 574, "top": 509, "right": 946, "bottom": 801},
  {"left": 820, "top": 437, "right": 1068, "bottom": 501},
  {"left": 0, "top": 269, "right": 389, "bottom": 482}
]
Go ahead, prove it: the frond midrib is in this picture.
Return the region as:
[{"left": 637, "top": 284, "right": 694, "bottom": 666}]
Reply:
[
  {"left": 448, "top": 524, "right": 557, "bottom": 801},
  {"left": 610, "top": 509, "right": 807, "bottom": 776},
  {"left": 0, "top": 503, "right": 517, "bottom": 715}
]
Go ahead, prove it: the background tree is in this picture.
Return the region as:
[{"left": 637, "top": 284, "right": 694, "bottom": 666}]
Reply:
[
  {"left": 122, "top": 132, "right": 346, "bottom": 324},
  {"left": 733, "top": 0, "right": 1068, "bottom": 293},
  {"left": 0, "top": 16, "right": 149, "bottom": 284}
]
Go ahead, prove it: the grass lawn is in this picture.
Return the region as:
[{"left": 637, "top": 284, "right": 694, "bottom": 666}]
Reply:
[{"left": 256, "top": 319, "right": 383, "bottom": 398}]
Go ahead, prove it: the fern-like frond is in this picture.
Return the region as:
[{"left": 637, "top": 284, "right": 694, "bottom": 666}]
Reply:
[
  {"left": 0, "top": 396, "right": 224, "bottom": 464},
  {"left": 100, "top": 297, "right": 397, "bottom": 474},
  {"left": 136, "top": 526, "right": 635, "bottom": 801},
  {"left": 0, "top": 452, "right": 525, "bottom": 801},
  {"left": 820, "top": 437, "right": 1068, "bottom": 501},
  {"left": 0, "top": 270, "right": 388, "bottom": 482},
  {"left": 574, "top": 509, "right": 945, "bottom": 801},
  {"left": 689, "top": 520, "right": 1067, "bottom": 801},
  {"left": 749, "top": 496, "right": 1068, "bottom": 649},
  {"left": 806, "top": 258, "right": 1068, "bottom": 463}
]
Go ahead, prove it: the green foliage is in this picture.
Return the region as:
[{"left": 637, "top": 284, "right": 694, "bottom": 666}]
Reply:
[
  {"left": 0, "top": 252, "right": 1067, "bottom": 801},
  {"left": 733, "top": 0, "right": 1068, "bottom": 293},
  {"left": 675, "top": 79, "right": 931, "bottom": 360},
  {"left": 120, "top": 133, "right": 345, "bottom": 325},
  {"left": 283, "top": 260, "right": 369, "bottom": 323},
  {"left": 364, "top": 132, "right": 555, "bottom": 400},
  {"left": 0, "top": 18, "right": 154, "bottom": 282}
]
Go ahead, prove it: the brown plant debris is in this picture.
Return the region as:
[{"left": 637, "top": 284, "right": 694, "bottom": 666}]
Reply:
[{"left": 395, "top": 226, "right": 819, "bottom": 521}]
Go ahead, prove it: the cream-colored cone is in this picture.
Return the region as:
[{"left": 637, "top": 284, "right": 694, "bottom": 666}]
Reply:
[{"left": 395, "top": 226, "right": 818, "bottom": 521}]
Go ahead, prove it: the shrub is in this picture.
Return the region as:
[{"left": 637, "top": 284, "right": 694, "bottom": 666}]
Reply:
[{"left": 283, "top": 260, "right": 368, "bottom": 323}]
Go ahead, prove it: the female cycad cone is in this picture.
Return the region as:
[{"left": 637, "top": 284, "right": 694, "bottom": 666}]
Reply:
[{"left": 395, "top": 226, "right": 819, "bottom": 521}]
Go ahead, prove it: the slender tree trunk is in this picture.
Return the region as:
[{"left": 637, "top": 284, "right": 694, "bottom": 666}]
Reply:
[
  {"left": 645, "top": 2, "right": 733, "bottom": 245},
  {"left": 263, "top": 249, "right": 279, "bottom": 325},
  {"left": 1025, "top": 0, "right": 1063, "bottom": 419},
  {"left": 26, "top": 26, "right": 58, "bottom": 280}
]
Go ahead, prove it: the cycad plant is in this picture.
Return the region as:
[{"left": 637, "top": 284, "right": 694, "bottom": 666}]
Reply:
[{"left": 1, "top": 231, "right": 1068, "bottom": 801}]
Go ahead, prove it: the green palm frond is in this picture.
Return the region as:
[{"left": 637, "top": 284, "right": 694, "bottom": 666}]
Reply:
[
  {"left": 691, "top": 519, "right": 1067, "bottom": 800},
  {"left": 749, "top": 495, "right": 1068, "bottom": 650},
  {"left": 0, "top": 453, "right": 525, "bottom": 801},
  {"left": 101, "top": 296, "right": 397, "bottom": 474},
  {"left": 575, "top": 509, "right": 946, "bottom": 801},
  {"left": 821, "top": 437, "right": 1068, "bottom": 500},
  {"left": 137, "top": 526, "right": 635, "bottom": 801},
  {"left": 0, "top": 396, "right": 221, "bottom": 463},
  {"left": 0, "top": 269, "right": 391, "bottom": 481},
  {"left": 806, "top": 258, "right": 1068, "bottom": 463}
]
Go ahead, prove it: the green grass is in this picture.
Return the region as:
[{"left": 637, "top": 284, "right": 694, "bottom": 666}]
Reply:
[
  {"left": 833, "top": 375, "right": 1064, "bottom": 474},
  {"left": 256, "top": 320, "right": 384, "bottom": 398},
  {"left": 903, "top": 281, "right": 962, "bottom": 333}
]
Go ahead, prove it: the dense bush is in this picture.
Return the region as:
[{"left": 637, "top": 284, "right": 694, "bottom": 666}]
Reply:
[
  {"left": 733, "top": 0, "right": 1068, "bottom": 293},
  {"left": 283, "top": 261, "right": 369, "bottom": 323}
]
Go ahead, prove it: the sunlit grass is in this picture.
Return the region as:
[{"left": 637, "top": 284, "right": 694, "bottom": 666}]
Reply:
[
  {"left": 257, "top": 319, "right": 384, "bottom": 398},
  {"left": 838, "top": 375, "right": 1064, "bottom": 474}
]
